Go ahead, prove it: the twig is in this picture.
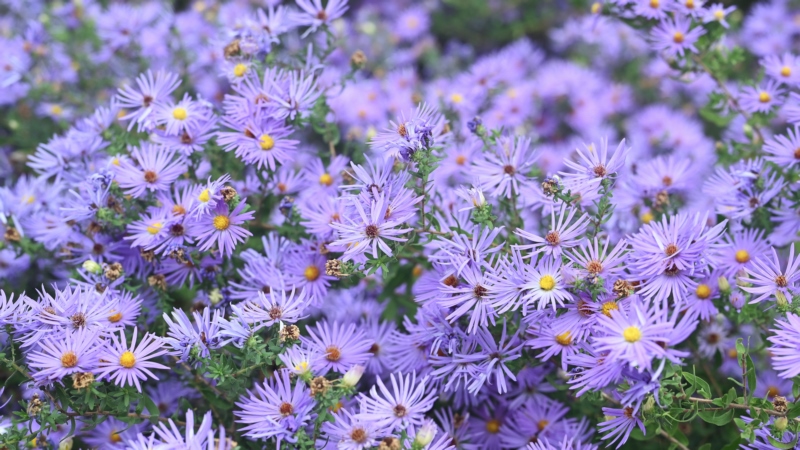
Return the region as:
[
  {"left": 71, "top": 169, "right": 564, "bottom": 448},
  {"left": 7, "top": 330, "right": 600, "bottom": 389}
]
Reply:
[{"left": 658, "top": 429, "right": 690, "bottom": 450}]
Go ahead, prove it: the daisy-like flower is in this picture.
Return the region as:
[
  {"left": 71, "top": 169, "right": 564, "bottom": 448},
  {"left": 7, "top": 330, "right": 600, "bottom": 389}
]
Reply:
[
  {"left": 292, "top": 0, "right": 349, "bottom": 35},
  {"left": 438, "top": 263, "right": 497, "bottom": 334},
  {"left": 473, "top": 135, "right": 537, "bottom": 198},
  {"left": 154, "top": 93, "right": 207, "bottom": 136},
  {"left": 124, "top": 211, "right": 171, "bottom": 249},
  {"left": 302, "top": 320, "right": 372, "bottom": 375},
  {"left": 191, "top": 174, "right": 232, "bottom": 218},
  {"left": 703, "top": 3, "right": 736, "bottom": 28},
  {"left": 593, "top": 300, "right": 673, "bottom": 370},
  {"left": 768, "top": 313, "right": 800, "bottom": 378},
  {"left": 330, "top": 194, "right": 412, "bottom": 262},
  {"left": 235, "top": 369, "right": 315, "bottom": 445},
  {"left": 649, "top": 16, "right": 705, "bottom": 57},
  {"left": 738, "top": 80, "right": 785, "bottom": 114},
  {"left": 370, "top": 103, "right": 440, "bottom": 160},
  {"left": 764, "top": 126, "right": 800, "bottom": 167},
  {"left": 710, "top": 228, "right": 770, "bottom": 278},
  {"left": 567, "top": 237, "right": 628, "bottom": 283},
  {"left": 741, "top": 247, "right": 800, "bottom": 303},
  {"left": 28, "top": 327, "right": 102, "bottom": 385},
  {"left": 559, "top": 138, "right": 630, "bottom": 187},
  {"left": 515, "top": 203, "right": 590, "bottom": 260},
  {"left": 95, "top": 327, "right": 169, "bottom": 392},
  {"left": 520, "top": 256, "right": 573, "bottom": 311},
  {"left": 356, "top": 371, "right": 436, "bottom": 432},
  {"left": 269, "top": 70, "right": 321, "bottom": 120},
  {"left": 217, "top": 113, "right": 298, "bottom": 171},
  {"left": 239, "top": 288, "right": 310, "bottom": 327},
  {"left": 115, "top": 70, "right": 181, "bottom": 131},
  {"left": 115, "top": 144, "right": 188, "bottom": 198},
  {"left": 193, "top": 201, "right": 255, "bottom": 258},
  {"left": 598, "top": 406, "right": 645, "bottom": 449},
  {"left": 320, "top": 408, "right": 391, "bottom": 450},
  {"left": 763, "top": 53, "right": 800, "bottom": 85}
]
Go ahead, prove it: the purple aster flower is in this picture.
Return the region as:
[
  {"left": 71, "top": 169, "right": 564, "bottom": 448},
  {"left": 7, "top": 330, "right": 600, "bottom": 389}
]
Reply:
[
  {"left": 95, "top": 327, "right": 169, "bottom": 392},
  {"left": 235, "top": 369, "right": 315, "bottom": 446},
  {"left": 193, "top": 201, "right": 255, "bottom": 258},
  {"left": 370, "top": 103, "right": 440, "bottom": 160},
  {"left": 114, "top": 144, "right": 188, "bottom": 198},
  {"left": 320, "top": 408, "right": 391, "bottom": 450},
  {"left": 162, "top": 307, "right": 224, "bottom": 362},
  {"left": 217, "top": 113, "right": 298, "bottom": 171},
  {"left": 292, "top": 0, "right": 349, "bottom": 35},
  {"left": 239, "top": 288, "right": 310, "bottom": 327},
  {"left": 768, "top": 313, "right": 800, "bottom": 378},
  {"left": 154, "top": 93, "right": 209, "bottom": 137},
  {"left": 428, "top": 225, "right": 504, "bottom": 274},
  {"left": 330, "top": 194, "right": 412, "bottom": 262},
  {"left": 438, "top": 263, "right": 498, "bottom": 334},
  {"left": 302, "top": 320, "right": 372, "bottom": 374},
  {"left": 468, "top": 323, "right": 523, "bottom": 394},
  {"left": 593, "top": 300, "right": 673, "bottom": 370},
  {"left": 567, "top": 237, "right": 628, "bottom": 285},
  {"left": 269, "top": 70, "right": 321, "bottom": 120},
  {"left": 598, "top": 406, "right": 645, "bottom": 449},
  {"left": 527, "top": 317, "right": 586, "bottom": 371},
  {"left": 28, "top": 327, "right": 101, "bottom": 385},
  {"left": 559, "top": 138, "right": 630, "bottom": 187},
  {"left": 710, "top": 228, "right": 770, "bottom": 278},
  {"left": 703, "top": 3, "right": 735, "bottom": 28},
  {"left": 764, "top": 125, "right": 800, "bottom": 167},
  {"left": 763, "top": 52, "right": 800, "bottom": 85},
  {"left": 649, "top": 16, "right": 705, "bottom": 57},
  {"left": 520, "top": 256, "right": 573, "bottom": 311},
  {"left": 472, "top": 135, "right": 537, "bottom": 198},
  {"left": 516, "top": 203, "right": 590, "bottom": 260},
  {"left": 152, "top": 409, "right": 225, "bottom": 448},
  {"left": 115, "top": 70, "right": 181, "bottom": 131},
  {"left": 741, "top": 247, "right": 800, "bottom": 303},
  {"left": 738, "top": 80, "right": 785, "bottom": 114},
  {"left": 356, "top": 371, "right": 436, "bottom": 432}
]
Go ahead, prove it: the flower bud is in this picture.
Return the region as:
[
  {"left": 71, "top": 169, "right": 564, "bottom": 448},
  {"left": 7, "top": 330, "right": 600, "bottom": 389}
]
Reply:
[
  {"left": 775, "top": 416, "right": 788, "bottom": 432},
  {"left": 59, "top": 437, "right": 74, "bottom": 450},
  {"left": 342, "top": 365, "right": 364, "bottom": 387},
  {"left": 776, "top": 291, "right": 789, "bottom": 308},
  {"left": 718, "top": 276, "right": 731, "bottom": 294},
  {"left": 82, "top": 260, "right": 102, "bottom": 274},
  {"left": 643, "top": 395, "right": 655, "bottom": 414},
  {"left": 414, "top": 421, "right": 437, "bottom": 447},
  {"left": 729, "top": 292, "right": 745, "bottom": 309}
]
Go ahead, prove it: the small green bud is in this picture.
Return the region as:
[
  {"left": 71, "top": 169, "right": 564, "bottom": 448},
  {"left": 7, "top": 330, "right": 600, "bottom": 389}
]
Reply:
[
  {"left": 59, "top": 437, "right": 74, "bottom": 450},
  {"left": 413, "top": 422, "right": 437, "bottom": 448},
  {"left": 718, "top": 276, "right": 731, "bottom": 294},
  {"left": 342, "top": 365, "right": 364, "bottom": 387},
  {"left": 82, "top": 260, "right": 102, "bottom": 274},
  {"left": 774, "top": 416, "right": 788, "bottom": 432},
  {"left": 643, "top": 395, "right": 656, "bottom": 414},
  {"left": 208, "top": 288, "right": 223, "bottom": 305},
  {"left": 776, "top": 291, "right": 789, "bottom": 308}
]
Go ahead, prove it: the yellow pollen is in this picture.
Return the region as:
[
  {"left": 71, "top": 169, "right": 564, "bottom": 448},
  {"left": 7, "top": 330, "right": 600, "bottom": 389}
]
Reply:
[
  {"left": 116, "top": 109, "right": 127, "bottom": 119},
  {"left": 728, "top": 348, "right": 738, "bottom": 359},
  {"left": 412, "top": 265, "right": 423, "bottom": 277},
  {"left": 673, "top": 31, "right": 684, "bottom": 44},
  {"left": 485, "top": 419, "right": 501, "bottom": 434},
  {"left": 455, "top": 155, "right": 467, "bottom": 165},
  {"left": 601, "top": 301, "right": 619, "bottom": 317},
  {"left": 110, "top": 431, "right": 122, "bottom": 443},
  {"left": 641, "top": 211, "right": 654, "bottom": 224},
  {"left": 649, "top": 0, "right": 659, "bottom": 8},
  {"left": 294, "top": 361, "right": 309, "bottom": 372},
  {"left": 259, "top": 134, "right": 275, "bottom": 150},
  {"left": 304, "top": 265, "right": 320, "bottom": 281},
  {"left": 695, "top": 284, "right": 712, "bottom": 299},
  {"left": 735, "top": 249, "right": 750, "bottom": 264},
  {"left": 146, "top": 222, "right": 163, "bottom": 235},
  {"left": 213, "top": 215, "right": 230, "bottom": 231},
  {"left": 50, "top": 105, "right": 63, "bottom": 116},
  {"left": 22, "top": 195, "right": 35, "bottom": 205},
  {"left": 172, "top": 204, "right": 186, "bottom": 215},
  {"left": 108, "top": 311, "right": 123, "bottom": 323},
  {"left": 539, "top": 275, "right": 556, "bottom": 291},
  {"left": 319, "top": 173, "right": 333, "bottom": 186},
  {"left": 111, "top": 157, "right": 120, "bottom": 166},
  {"left": 198, "top": 189, "right": 210, "bottom": 203},
  {"left": 450, "top": 93, "right": 464, "bottom": 104},
  {"left": 782, "top": 66, "right": 792, "bottom": 77},
  {"left": 555, "top": 331, "right": 572, "bottom": 346},
  {"left": 537, "top": 419, "right": 549, "bottom": 430},
  {"left": 591, "top": 2, "right": 601, "bottom": 14},
  {"left": 713, "top": 9, "right": 724, "bottom": 19},
  {"left": 759, "top": 91, "right": 771, "bottom": 103},
  {"left": 685, "top": 0, "right": 694, "bottom": 8},
  {"left": 623, "top": 326, "right": 642, "bottom": 343},
  {"left": 233, "top": 63, "right": 247, "bottom": 77},
  {"left": 61, "top": 351, "right": 78, "bottom": 368},
  {"left": 119, "top": 351, "right": 136, "bottom": 368},
  {"left": 172, "top": 107, "right": 187, "bottom": 120}
]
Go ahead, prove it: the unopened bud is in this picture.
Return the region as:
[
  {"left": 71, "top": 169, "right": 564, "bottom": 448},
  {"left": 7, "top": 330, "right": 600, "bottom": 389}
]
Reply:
[
  {"left": 342, "top": 365, "right": 364, "bottom": 387},
  {"left": 208, "top": 288, "right": 223, "bottom": 305},
  {"left": 718, "top": 276, "right": 731, "bottom": 294},
  {"left": 59, "top": 437, "right": 74, "bottom": 450},
  {"left": 414, "top": 421, "right": 437, "bottom": 447},
  {"left": 351, "top": 50, "right": 367, "bottom": 69},
  {"left": 82, "top": 260, "right": 102, "bottom": 274},
  {"left": 775, "top": 416, "right": 788, "bottom": 432},
  {"left": 776, "top": 291, "right": 789, "bottom": 308},
  {"left": 643, "top": 395, "right": 656, "bottom": 414}
]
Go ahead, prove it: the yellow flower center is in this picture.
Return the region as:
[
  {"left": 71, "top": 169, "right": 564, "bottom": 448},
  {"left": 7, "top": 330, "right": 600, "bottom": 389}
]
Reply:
[
  {"left": 685, "top": 0, "right": 694, "bottom": 8},
  {"left": 537, "top": 419, "right": 549, "bottom": 431},
  {"left": 110, "top": 431, "right": 122, "bottom": 443},
  {"left": 22, "top": 195, "right": 35, "bottom": 205},
  {"left": 412, "top": 265, "right": 423, "bottom": 277},
  {"left": 455, "top": 155, "right": 467, "bottom": 165},
  {"left": 601, "top": 301, "right": 619, "bottom": 317},
  {"left": 555, "top": 331, "right": 572, "bottom": 346},
  {"left": 623, "top": 326, "right": 642, "bottom": 343},
  {"left": 450, "top": 93, "right": 464, "bottom": 104},
  {"left": 233, "top": 63, "right": 247, "bottom": 77},
  {"left": 641, "top": 211, "right": 654, "bottom": 224},
  {"left": 172, "top": 107, "right": 188, "bottom": 120},
  {"left": 649, "top": 0, "right": 659, "bottom": 7},
  {"left": 119, "top": 351, "right": 136, "bottom": 368},
  {"left": 485, "top": 419, "right": 501, "bottom": 434},
  {"left": 759, "top": 91, "right": 771, "bottom": 103},
  {"left": 319, "top": 173, "right": 333, "bottom": 186},
  {"left": 695, "top": 284, "right": 712, "bottom": 299},
  {"left": 172, "top": 204, "right": 186, "bottom": 215},
  {"left": 591, "top": 2, "right": 601, "bottom": 14},
  {"left": 213, "top": 215, "right": 230, "bottom": 231},
  {"left": 781, "top": 66, "right": 792, "bottom": 77},
  {"left": 304, "top": 265, "right": 320, "bottom": 281},
  {"left": 108, "top": 311, "right": 123, "bottom": 323},
  {"left": 539, "top": 275, "right": 556, "bottom": 291},
  {"left": 146, "top": 222, "right": 163, "bottom": 235},
  {"left": 673, "top": 31, "right": 684, "bottom": 44},
  {"left": 111, "top": 157, "right": 120, "bottom": 166},
  {"left": 61, "top": 351, "right": 78, "bottom": 368},
  {"left": 198, "top": 189, "right": 210, "bottom": 203},
  {"left": 294, "top": 361, "right": 309, "bottom": 372},
  {"left": 259, "top": 134, "right": 275, "bottom": 150},
  {"left": 735, "top": 249, "right": 750, "bottom": 263},
  {"left": 51, "top": 105, "right": 63, "bottom": 116},
  {"left": 714, "top": 9, "right": 725, "bottom": 19}
]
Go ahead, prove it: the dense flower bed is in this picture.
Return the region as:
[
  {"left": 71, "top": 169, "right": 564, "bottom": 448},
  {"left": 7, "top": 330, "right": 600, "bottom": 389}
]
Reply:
[{"left": 1, "top": 0, "right": 800, "bottom": 449}]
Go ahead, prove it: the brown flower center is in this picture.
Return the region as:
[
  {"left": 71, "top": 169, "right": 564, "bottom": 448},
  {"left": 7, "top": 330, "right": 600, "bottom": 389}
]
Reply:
[
  {"left": 144, "top": 170, "right": 157, "bottom": 183},
  {"left": 326, "top": 345, "right": 341, "bottom": 361},
  {"left": 365, "top": 224, "right": 379, "bottom": 238}
]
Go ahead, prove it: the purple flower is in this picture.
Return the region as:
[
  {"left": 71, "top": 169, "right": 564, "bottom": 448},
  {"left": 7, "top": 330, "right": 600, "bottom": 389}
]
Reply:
[
  {"left": 764, "top": 125, "right": 800, "bottom": 168},
  {"left": 599, "top": 406, "right": 645, "bottom": 448},
  {"left": 593, "top": 300, "right": 673, "bottom": 370},
  {"left": 649, "top": 16, "right": 705, "bottom": 57},
  {"left": 356, "top": 371, "right": 436, "bottom": 431},
  {"left": 116, "top": 70, "right": 181, "bottom": 131},
  {"left": 370, "top": 103, "right": 440, "bottom": 160},
  {"left": 472, "top": 135, "right": 537, "bottom": 198},
  {"left": 738, "top": 80, "right": 785, "bottom": 114},
  {"left": 193, "top": 201, "right": 255, "bottom": 258},
  {"left": 516, "top": 203, "right": 590, "bottom": 260},
  {"left": 114, "top": 144, "right": 188, "bottom": 198},
  {"left": 292, "top": 0, "right": 349, "bottom": 35},
  {"left": 301, "top": 320, "right": 372, "bottom": 374},
  {"left": 28, "top": 327, "right": 102, "bottom": 385},
  {"left": 320, "top": 408, "right": 391, "bottom": 450},
  {"left": 217, "top": 113, "right": 298, "bottom": 171},
  {"left": 741, "top": 247, "right": 800, "bottom": 303},
  {"left": 95, "top": 327, "right": 169, "bottom": 392},
  {"left": 330, "top": 194, "right": 412, "bottom": 262},
  {"left": 768, "top": 313, "right": 800, "bottom": 378}
]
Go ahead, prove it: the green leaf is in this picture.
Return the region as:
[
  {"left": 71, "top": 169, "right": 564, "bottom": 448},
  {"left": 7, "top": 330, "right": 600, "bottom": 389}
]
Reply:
[
  {"left": 698, "top": 408, "right": 734, "bottom": 426},
  {"left": 684, "top": 371, "right": 712, "bottom": 399},
  {"left": 768, "top": 435, "right": 799, "bottom": 449},
  {"left": 746, "top": 354, "right": 757, "bottom": 396}
]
